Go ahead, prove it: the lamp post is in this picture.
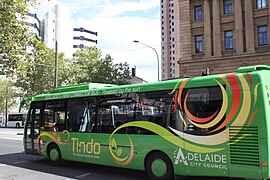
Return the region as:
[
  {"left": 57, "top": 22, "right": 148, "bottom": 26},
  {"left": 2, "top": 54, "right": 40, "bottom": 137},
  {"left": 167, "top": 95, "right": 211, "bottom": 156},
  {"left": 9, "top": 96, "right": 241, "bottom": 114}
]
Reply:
[
  {"left": 133, "top": 40, "right": 160, "bottom": 81},
  {"left": 55, "top": 40, "right": 58, "bottom": 87},
  {"left": 5, "top": 87, "right": 8, "bottom": 128}
]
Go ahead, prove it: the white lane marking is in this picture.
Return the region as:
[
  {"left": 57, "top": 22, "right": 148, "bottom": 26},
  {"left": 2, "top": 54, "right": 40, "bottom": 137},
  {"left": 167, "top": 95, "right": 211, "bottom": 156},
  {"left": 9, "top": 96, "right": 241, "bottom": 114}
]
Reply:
[
  {"left": 0, "top": 136, "right": 22, "bottom": 141},
  {"left": 14, "top": 161, "right": 27, "bottom": 164},
  {"left": 75, "top": 173, "right": 92, "bottom": 178}
]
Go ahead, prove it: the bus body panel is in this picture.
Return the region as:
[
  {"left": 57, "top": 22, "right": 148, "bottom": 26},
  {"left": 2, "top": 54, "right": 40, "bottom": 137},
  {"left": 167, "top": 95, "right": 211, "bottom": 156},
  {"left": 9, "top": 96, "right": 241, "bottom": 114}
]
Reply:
[{"left": 23, "top": 65, "right": 270, "bottom": 179}]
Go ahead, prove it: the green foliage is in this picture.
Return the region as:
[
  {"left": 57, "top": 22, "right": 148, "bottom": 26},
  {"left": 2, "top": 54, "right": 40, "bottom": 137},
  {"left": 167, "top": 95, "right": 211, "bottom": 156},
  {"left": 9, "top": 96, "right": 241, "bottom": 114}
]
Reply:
[
  {"left": 72, "top": 47, "right": 132, "bottom": 85},
  {"left": 0, "top": 0, "right": 37, "bottom": 76},
  {"left": 16, "top": 45, "right": 132, "bottom": 96},
  {"left": 15, "top": 37, "right": 56, "bottom": 96},
  {"left": 1, "top": 1, "right": 132, "bottom": 111},
  {"left": 0, "top": 80, "right": 16, "bottom": 114}
]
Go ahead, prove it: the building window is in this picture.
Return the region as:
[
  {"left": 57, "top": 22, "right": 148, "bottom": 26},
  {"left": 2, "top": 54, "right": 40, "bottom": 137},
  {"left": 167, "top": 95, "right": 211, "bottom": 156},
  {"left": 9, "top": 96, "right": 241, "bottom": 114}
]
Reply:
[
  {"left": 224, "top": 0, "right": 232, "bottom": 15},
  {"left": 224, "top": 31, "right": 233, "bottom": 49},
  {"left": 194, "top": 5, "right": 203, "bottom": 20},
  {"left": 195, "top": 35, "right": 203, "bottom": 53},
  {"left": 257, "top": 0, "right": 266, "bottom": 9},
  {"left": 258, "top": 26, "right": 268, "bottom": 46}
]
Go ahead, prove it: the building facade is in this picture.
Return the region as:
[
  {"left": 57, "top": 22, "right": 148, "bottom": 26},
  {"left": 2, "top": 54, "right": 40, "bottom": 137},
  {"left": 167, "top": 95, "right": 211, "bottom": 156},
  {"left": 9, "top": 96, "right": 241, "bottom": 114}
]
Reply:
[
  {"left": 161, "top": 0, "right": 270, "bottom": 78},
  {"left": 41, "top": 5, "right": 97, "bottom": 57},
  {"left": 161, "top": 0, "right": 181, "bottom": 80}
]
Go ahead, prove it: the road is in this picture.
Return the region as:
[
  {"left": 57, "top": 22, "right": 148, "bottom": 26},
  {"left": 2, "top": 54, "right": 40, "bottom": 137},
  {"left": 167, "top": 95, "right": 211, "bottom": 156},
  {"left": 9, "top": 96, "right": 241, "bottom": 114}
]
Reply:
[{"left": 0, "top": 128, "right": 247, "bottom": 180}]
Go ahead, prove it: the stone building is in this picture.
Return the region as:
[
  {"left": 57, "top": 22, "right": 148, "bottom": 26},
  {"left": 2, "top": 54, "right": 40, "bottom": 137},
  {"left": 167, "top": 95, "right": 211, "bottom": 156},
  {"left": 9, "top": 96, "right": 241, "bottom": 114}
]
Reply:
[{"left": 161, "top": 0, "right": 270, "bottom": 78}]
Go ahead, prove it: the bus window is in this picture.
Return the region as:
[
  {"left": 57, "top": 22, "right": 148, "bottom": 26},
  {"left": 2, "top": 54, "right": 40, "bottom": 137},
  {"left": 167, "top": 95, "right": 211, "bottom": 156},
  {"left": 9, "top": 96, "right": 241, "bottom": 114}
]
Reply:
[
  {"left": 134, "top": 91, "right": 174, "bottom": 134},
  {"left": 67, "top": 98, "right": 94, "bottom": 132},
  {"left": 180, "top": 86, "right": 224, "bottom": 135},
  {"left": 43, "top": 101, "right": 66, "bottom": 132},
  {"left": 93, "top": 98, "right": 137, "bottom": 134}
]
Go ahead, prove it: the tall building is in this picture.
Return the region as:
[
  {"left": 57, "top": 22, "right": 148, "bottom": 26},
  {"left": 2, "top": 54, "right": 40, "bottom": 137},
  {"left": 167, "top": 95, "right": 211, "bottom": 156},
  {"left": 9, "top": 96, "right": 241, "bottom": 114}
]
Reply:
[
  {"left": 161, "top": 0, "right": 270, "bottom": 78},
  {"left": 160, "top": 0, "right": 181, "bottom": 80},
  {"left": 41, "top": 5, "right": 97, "bottom": 57},
  {"left": 43, "top": 11, "right": 56, "bottom": 50}
]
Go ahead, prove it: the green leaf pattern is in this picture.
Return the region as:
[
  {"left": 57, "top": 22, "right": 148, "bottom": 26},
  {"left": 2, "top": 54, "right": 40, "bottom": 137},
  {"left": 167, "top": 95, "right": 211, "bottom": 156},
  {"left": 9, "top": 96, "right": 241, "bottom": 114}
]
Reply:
[{"left": 110, "top": 138, "right": 123, "bottom": 157}]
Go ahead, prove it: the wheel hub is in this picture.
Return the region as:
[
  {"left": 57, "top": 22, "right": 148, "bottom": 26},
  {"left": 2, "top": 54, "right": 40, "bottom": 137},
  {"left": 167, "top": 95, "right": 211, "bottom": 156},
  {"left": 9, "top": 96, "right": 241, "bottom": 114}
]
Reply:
[{"left": 151, "top": 159, "right": 167, "bottom": 177}]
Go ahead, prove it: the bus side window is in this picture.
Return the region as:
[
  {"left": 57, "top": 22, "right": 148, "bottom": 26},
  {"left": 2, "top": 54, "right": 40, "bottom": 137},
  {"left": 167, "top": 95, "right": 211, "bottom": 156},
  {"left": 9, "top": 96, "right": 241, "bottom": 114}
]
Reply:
[
  {"left": 55, "top": 111, "right": 66, "bottom": 131},
  {"left": 181, "top": 86, "right": 224, "bottom": 135},
  {"left": 67, "top": 99, "right": 96, "bottom": 132},
  {"left": 43, "top": 101, "right": 67, "bottom": 132},
  {"left": 94, "top": 106, "right": 114, "bottom": 133},
  {"left": 134, "top": 91, "right": 174, "bottom": 134}
]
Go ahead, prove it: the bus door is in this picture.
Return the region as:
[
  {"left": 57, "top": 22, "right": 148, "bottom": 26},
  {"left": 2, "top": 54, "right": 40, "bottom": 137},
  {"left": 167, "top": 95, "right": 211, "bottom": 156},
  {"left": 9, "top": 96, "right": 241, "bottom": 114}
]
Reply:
[{"left": 25, "top": 102, "right": 42, "bottom": 155}]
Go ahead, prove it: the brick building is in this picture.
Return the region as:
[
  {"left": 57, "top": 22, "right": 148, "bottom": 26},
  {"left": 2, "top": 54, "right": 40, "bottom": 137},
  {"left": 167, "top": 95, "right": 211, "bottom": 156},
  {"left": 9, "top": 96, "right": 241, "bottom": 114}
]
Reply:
[{"left": 161, "top": 0, "right": 270, "bottom": 78}]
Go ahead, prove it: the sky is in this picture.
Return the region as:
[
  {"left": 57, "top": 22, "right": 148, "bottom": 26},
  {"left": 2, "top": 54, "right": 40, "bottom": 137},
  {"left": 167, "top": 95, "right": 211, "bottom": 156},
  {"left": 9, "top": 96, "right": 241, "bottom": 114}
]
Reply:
[{"left": 36, "top": 0, "right": 161, "bottom": 83}]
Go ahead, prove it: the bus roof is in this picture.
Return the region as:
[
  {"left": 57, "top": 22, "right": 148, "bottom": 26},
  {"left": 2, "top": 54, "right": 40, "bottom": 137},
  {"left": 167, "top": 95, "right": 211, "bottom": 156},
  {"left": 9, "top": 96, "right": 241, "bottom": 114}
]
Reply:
[
  {"left": 31, "top": 65, "right": 270, "bottom": 102},
  {"left": 34, "top": 79, "right": 185, "bottom": 101},
  {"left": 50, "top": 83, "right": 119, "bottom": 94}
]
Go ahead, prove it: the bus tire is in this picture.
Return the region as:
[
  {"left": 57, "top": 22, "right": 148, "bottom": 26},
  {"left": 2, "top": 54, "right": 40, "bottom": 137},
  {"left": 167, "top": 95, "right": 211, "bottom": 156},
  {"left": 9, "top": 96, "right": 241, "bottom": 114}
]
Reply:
[
  {"left": 47, "top": 144, "right": 62, "bottom": 165},
  {"left": 16, "top": 123, "right": 20, "bottom": 128},
  {"left": 145, "top": 152, "right": 174, "bottom": 180}
]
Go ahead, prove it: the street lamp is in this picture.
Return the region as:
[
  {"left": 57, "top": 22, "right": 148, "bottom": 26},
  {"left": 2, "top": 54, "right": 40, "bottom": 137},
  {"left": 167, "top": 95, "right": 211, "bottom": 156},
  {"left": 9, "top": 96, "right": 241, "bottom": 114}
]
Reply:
[
  {"left": 5, "top": 87, "right": 8, "bottom": 128},
  {"left": 133, "top": 40, "right": 160, "bottom": 81}
]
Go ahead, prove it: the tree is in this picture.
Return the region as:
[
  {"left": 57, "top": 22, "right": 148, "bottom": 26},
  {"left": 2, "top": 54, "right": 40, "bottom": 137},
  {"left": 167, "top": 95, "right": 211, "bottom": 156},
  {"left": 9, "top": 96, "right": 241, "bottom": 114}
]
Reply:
[
  {"left": 16, "top": 44, "right": 131, "bottom": 96},
  {"left": 0, "top": 0, "right": 36, "bottom": 77},
  {"left": 72, "top": 47, "right": 131, "bottom": 85},
  {"left": 15, "top": 36, "right": 74, "bottom": 96},
  {"left": 112, "top": 61, "right": 133, "bottom": 85},
  {"left": 0, "top": 80, "right": 16, "bottom": 115},
  {"left": 15, "top": 37, "right": 56, "bottom": 96}
]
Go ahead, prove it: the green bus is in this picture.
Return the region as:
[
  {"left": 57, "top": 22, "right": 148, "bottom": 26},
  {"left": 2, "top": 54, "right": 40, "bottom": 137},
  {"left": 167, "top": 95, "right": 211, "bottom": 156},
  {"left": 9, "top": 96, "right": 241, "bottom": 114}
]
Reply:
[{"left": 22, "top": 65, "right": 270, "bottom": 179}]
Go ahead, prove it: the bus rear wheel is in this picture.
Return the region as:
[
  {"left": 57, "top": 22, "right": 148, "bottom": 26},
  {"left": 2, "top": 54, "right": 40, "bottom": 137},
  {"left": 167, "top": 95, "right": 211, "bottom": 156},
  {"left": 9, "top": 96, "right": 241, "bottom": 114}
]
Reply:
[
  {"left": 145, "top": 152, "right": 174, "bottom": 180},
  {"left": 16, "top": 123, "right": 20, "bottom": 128},
  {"left": 47, "top": 144, "right": 62, "bottom": 165}
]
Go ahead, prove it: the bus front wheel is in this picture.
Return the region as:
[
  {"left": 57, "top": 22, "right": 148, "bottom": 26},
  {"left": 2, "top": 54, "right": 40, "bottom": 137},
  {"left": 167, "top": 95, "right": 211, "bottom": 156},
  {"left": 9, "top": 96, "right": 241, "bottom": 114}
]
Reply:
[
  {"left": 47, "top": 144, "right": 62, "bottom": 165},
  {"left": 16, "top": 123, "right": 20, "bottom": 128},
  {"left": 145, "top": 152, "right": 174, "bottom": 180}
]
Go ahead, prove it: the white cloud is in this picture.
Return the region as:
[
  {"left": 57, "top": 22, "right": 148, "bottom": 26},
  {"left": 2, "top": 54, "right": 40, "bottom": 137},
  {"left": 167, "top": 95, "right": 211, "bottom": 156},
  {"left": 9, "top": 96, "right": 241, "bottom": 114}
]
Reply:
[
  {"left": 95, "top": 1, "right": 158, "bottom": 17},
  {"left": 37, "top": 0, "right": 161, "bottom": 82}
]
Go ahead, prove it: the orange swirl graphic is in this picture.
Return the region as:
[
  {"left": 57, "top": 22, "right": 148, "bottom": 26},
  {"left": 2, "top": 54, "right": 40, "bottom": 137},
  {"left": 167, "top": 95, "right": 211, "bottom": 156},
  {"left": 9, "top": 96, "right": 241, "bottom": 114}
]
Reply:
[
  {"left": 36, "top": 130, "right": 70, "bottom": 155},
  {"left": 247, "top": 110, "right": 259, "bottom": 127},
  {"left": 177, "top": 79, "right": 189, "bottom": 111},
  {"left": 210, "top": 74, "right": 241, "bottom": 133},
  {"left": 172, "top": 73, "right": 253, "bottom": 146},
  {"left": 185, "top": 81, "right": 228, "bottom": 129},
  {"left": 183, "top": 91, "right": 219, "bottom": 123}
]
